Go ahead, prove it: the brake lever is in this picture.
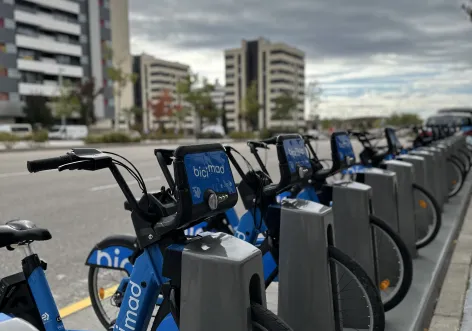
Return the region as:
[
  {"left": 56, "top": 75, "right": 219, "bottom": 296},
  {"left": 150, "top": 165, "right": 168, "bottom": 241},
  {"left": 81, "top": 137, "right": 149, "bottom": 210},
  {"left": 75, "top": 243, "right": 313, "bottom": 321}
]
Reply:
[{"left": 58, "top": 160, "right": 91, "bottom": 172}]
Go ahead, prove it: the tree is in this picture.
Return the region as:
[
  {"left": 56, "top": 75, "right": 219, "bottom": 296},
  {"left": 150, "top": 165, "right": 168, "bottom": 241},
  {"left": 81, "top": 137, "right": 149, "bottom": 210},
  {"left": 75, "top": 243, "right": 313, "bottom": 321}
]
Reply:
[
  {"left": 23, "top": 96, "right": 54, "bottom": 128},
  {"left": 72, "top": 78, "right": 104, "bottom": 126},
  {"left": 103, "top": 45, "right": 138, "bottom": 130},
  {"left": 386, "top": 112, "right": 422, "bottom": 127},
  {"left": 150, "top": 89, "right": 173, "bottom": 132},
  {"left": 240, "top": 80, "right": 260, "bottom": 131},
  {"left": 122, "top": 106, "right": 144, "bottom": 131},
  {"left": 272, "top": 91, "right": 299, "bottom": 126},
  {"left": 462, "top": 2, "right": 472, "bottom": 20},
  {"left": 53, "top": 81, "right": 81, "bottom": 124}
]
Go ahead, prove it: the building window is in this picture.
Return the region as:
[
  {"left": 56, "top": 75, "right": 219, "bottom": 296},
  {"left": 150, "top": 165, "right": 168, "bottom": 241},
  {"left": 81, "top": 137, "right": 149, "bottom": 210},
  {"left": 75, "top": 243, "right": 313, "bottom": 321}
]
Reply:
[
  {"left": 81, "top": 56, "right": 89, "bottom": 65},
  {"left": 4, "top": 18, "right": 15, "bottom": 29},
  {"left": 0, "top": 67, "right": 7, "bottom": 76},
  {"left": 79, "top": 14, "right": 87, "bottom": 23},
  {"left": 0, "top": 93, "right": 9, "bottom": 101},
  {"left": 9, "top": 92, "right": 19, "bottom": 101},
  {"left": 18, "top": 48, "right": 35, "bottom": 59},
  {"left": 6, "top": 43, "right": 16, "bottom": 54},
  {"left": 8, "top": 68, "right": 20, "bottom": 78},
  {"left": 80, "top": 35, "right": 88, "bottom": 44}
]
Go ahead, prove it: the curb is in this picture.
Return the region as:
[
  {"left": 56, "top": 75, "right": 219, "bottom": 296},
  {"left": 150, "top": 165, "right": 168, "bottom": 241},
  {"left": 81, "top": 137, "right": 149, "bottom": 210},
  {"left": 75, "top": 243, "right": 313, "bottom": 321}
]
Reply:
[
  {"left": 0, "top": 138, "right": 239, "bottom": 153},
  {"left": 385, "top": 173, "right": 472, "bottom": 331}
]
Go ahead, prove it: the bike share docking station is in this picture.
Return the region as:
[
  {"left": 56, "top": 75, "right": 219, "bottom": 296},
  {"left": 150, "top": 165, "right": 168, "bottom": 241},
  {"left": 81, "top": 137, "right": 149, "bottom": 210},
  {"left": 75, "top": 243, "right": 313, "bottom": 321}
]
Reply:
[
  {"left": 395, "top": 154, "right": 433, "bottom": 247},
  {"left": 278, "top": 199, "right": 340, "bottom": 331},
  {"left": 409, "top": 149, "right": 444, "bottom": 211},
  {"left": 178, "top": 233, "right": 266, "bottom": 331},
  {"left": 417, "top": 146, "right": 448, "bottom": 207}
]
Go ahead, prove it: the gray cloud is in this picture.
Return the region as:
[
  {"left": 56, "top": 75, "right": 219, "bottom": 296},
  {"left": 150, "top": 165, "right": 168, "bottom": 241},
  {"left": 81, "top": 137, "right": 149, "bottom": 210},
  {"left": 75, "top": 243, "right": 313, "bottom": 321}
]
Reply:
[{"left": 129, "top": 0, "right": 472, "bottom": 64}]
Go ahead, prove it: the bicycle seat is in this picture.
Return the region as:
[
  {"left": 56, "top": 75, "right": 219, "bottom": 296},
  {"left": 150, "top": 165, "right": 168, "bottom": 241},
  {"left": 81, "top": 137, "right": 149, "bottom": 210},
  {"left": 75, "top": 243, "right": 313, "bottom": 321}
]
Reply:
[{"left": 0, "top": 220, "right": 51, "bottom": 248}]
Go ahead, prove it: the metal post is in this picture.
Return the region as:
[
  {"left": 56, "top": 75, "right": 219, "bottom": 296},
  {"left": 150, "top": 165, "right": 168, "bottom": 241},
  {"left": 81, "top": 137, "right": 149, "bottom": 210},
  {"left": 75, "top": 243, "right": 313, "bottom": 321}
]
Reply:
[
  {"left": 178, "top": 232, "right": 266, "bottom": 331},
  {"left": 384, "top": 160, "right": 418, "bottom": 258},
  {"left": 331, "top": 181, "right": 376, "bottom": 329},
  {"left": 278, "top": 199, "right": 338, "bottom": 331},
  {"left": 58, "top": 69, "right": 66, "bottom": 127}
]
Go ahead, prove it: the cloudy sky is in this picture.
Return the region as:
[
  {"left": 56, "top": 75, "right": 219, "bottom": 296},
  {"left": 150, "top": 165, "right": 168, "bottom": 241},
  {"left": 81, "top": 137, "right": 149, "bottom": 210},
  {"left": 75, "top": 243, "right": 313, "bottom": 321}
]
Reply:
[{"left": 128, "top": 0, "right": 472, "bottom": 119}]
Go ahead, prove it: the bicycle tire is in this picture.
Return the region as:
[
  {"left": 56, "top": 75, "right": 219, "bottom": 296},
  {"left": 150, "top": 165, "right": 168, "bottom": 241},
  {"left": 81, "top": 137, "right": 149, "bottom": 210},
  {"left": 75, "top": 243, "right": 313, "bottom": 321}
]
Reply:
[
  {"left": 251, "top": 302, "right": 293, "bottom": 331},
  {"left": 89, "top": 265, "right": 130, "bottom": 330},
  {"left": 328, "top": 246, "right": 385, "bottom": 331},
  {"left": 412, "top": 183, "right": 442, "bottom": 249},
  {"left": 369, "top": 215, "right": 413, "bottom": 312},
  {"left": 458, "top": 149, "right": 472, "bottom": 172},
  {"left": 447, "top": 158, "right": 465, "bottom": 198},
  {"left": 451, "top": 155, "right": 467, "bottom": 176}
]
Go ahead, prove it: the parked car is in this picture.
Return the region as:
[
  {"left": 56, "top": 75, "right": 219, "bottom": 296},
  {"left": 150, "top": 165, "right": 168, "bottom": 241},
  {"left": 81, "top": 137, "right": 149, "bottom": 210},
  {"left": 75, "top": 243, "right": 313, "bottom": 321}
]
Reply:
[
  {"left": 48, "top": 125, "right": 88, "bottom": 140},
  {"left": 0, "top": 123, "right": 32, "bottom": 137},
  {"left": 201, "top": 125, "right": 225, "bottom": 138}
]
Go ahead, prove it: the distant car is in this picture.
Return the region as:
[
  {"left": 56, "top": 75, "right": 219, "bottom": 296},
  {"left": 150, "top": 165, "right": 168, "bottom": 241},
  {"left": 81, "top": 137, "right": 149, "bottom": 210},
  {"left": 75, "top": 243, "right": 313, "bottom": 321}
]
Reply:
[
  {"left": 0, "top": 123, "right": 32, "bottom": 137},
  {"left": 201, "top": 125, "right": 225, "bottom": 138},
  {"left": 425, "top": 112, "right": 472, "bottom": 134},
  {"left": 48, "top": 125, "right": 88, "bottom": 140},
  {"left": 306, "top": 129, "right": 320, "bottom": 139}
]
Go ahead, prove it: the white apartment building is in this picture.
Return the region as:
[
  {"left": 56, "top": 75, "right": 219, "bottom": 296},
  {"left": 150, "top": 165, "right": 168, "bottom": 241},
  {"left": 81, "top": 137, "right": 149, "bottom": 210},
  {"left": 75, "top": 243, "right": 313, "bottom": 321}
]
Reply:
[
  {"left": 133, "top": 54, "right": 191, "bottom": 133},
  {"left": 224, "top": 38, "right": 305, "bottom": 132},
  {"left": 0, "top": 0, "right": 132, "bottom": 128}
]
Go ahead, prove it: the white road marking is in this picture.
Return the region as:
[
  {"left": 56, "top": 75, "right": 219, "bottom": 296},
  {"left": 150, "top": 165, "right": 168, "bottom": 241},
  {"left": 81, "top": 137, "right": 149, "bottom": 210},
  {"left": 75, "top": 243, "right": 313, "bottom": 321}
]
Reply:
[{"left": 89, "top": 176, "right": 162, "bottom": 191}]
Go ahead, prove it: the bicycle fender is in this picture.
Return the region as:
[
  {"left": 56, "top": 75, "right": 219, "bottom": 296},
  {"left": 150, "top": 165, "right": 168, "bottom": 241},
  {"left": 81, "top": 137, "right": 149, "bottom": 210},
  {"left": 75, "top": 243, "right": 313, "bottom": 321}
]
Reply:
[{"left": 85, "top": 234, "right": 137, "bottom": 273}]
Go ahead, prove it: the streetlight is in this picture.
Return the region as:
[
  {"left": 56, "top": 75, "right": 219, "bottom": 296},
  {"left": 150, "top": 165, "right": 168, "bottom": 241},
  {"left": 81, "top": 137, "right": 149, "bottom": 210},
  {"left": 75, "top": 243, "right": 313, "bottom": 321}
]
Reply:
[
  {"left": 58, "top": 67, "right": 66, "bottom": 126},
  {"left": 462, "top": 2, "right": 472, "bottom": 20}
]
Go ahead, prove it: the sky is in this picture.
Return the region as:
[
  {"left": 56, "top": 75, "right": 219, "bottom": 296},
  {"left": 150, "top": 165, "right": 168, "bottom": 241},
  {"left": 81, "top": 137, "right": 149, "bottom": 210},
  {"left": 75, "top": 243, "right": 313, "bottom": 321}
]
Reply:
[{"left": 128, "top": 0, "right": 472, "bottom": 120}]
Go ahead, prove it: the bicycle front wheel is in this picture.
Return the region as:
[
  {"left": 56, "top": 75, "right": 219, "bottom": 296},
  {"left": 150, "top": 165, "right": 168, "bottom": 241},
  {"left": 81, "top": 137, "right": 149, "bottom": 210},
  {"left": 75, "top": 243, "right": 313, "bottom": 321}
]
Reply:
[
  {"left": 412, "top": 183, "right": 442, "bottom": 249},
  {"left": 251, "top": 302, "right": 292, "bottom": 331},
  {"left": 370, "top": 215, "right": 413, "bottom": 312},
  {"left": 328, "top": 246, "right": 385, "bottom": 331}
]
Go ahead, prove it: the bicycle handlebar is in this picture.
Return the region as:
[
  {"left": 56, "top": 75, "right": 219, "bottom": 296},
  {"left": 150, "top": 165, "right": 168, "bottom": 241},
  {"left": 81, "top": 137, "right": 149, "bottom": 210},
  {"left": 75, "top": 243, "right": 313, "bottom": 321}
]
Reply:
[{"left": 27, "top": 154, "right": 78, "bottom": 173}]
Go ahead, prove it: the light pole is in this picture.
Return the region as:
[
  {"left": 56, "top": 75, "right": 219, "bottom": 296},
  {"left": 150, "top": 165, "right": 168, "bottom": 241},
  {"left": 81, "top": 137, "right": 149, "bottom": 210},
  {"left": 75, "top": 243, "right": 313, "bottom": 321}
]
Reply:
[
  {"left": 462, "top": 2, "right": 472, "bottom": 20},
  {"left": 293, "top": 63, "right": 299, "bottom": 131},
  {"left": 58, "top": 68, "right": 66, "bottom": 127}
]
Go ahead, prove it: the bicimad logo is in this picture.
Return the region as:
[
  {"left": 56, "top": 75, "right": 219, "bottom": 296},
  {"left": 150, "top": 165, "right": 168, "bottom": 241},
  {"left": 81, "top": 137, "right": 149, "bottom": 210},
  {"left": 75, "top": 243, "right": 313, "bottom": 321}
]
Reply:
[
  {"left": 193, "top": 164, "right": 225, "bottom": 178},
  {"left": 192, "top": 186, "right": 202, "bottom": 198},
  {"left": 115, "top": 280, "right": 141, "bottom": 331},
  {"left": 96, "top": 248, "right": 131, "bottom": 269},
  {"left": 287, "top": 147, "right": 307, "bottom": 158},
  {"left": 41, "top": 313, "right": 49, "bottom": 322}
]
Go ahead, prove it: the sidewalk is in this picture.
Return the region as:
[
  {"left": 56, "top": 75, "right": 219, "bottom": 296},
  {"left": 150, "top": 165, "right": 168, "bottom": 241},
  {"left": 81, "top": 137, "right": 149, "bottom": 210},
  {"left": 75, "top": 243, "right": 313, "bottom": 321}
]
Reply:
[{"left": 428, "top": 199, "right": 472, "bottom": 331}]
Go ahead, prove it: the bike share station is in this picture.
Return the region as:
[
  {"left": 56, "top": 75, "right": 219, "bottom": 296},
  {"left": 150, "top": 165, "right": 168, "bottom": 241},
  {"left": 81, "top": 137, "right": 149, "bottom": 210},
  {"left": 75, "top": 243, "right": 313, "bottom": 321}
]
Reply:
[{"left": 3, "top": 126, "right": 472, "bottom": 331}]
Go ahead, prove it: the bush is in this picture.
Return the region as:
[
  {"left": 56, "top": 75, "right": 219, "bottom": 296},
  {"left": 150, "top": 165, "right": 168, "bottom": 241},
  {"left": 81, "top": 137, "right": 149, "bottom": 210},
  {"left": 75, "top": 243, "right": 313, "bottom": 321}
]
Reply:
[
  {"left": 145, "top": 131, "right": 183, "bottom": 140},
  {"left": 228, "top": 131, "right": 257, "bottom": 140},
  {"left": 259, "top": 127, "right": 299, "bottom": 139},
  {"left": 84, "top": 132, "right": 141, "bottom": 144},
  {"left": 31, "top": 129, "right": 49, "bottom": 142},
  {"left": 196, "top": 132, "right": 224, "bottom": 139},
  {"left": 0, "top": 132, "right": 19, "bottom": 149}
]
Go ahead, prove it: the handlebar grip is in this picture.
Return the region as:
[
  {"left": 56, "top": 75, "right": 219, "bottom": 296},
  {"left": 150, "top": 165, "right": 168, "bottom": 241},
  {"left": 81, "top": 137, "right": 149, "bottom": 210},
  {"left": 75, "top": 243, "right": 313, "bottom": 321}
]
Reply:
[
  {"left": 261, "top": 137, "right": 277, "bottom": 145},
  {"left": 27, "top": 154, "right": 76, "bottom": 173}
]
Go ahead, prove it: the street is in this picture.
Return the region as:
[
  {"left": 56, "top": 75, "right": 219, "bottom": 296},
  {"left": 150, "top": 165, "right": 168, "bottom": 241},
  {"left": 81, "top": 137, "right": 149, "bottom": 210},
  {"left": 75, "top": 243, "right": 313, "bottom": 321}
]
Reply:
[{"left": 0, "top": 139, "right": 366, "bottom": 309}]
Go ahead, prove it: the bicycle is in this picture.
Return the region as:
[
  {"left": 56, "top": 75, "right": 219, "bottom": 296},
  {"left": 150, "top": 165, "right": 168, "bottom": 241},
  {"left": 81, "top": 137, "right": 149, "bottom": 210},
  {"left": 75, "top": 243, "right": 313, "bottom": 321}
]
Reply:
[
  {"left": 88, "top": 137, "right": 386, "bottom": 331},
  {"left": 0, "top": 145, "right": 292, "bottom": 331},
  {"left": 247, "top": 132, "right": 413, "bottom": 313}
]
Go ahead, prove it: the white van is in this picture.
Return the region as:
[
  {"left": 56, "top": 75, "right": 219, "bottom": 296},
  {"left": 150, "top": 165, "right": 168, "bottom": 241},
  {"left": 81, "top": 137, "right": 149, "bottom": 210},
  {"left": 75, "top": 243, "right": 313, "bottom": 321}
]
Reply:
[
  {"left": 48, "top": 125, "right": 88, "bottom": 140},
  {"left": 0, "top": 124, "right": 33, "bottom": 137}
]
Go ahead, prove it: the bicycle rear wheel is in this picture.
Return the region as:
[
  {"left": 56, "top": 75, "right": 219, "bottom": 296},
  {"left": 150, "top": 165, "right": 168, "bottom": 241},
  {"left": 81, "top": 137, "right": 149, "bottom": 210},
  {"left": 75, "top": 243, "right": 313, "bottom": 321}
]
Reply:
[
  {"left": 447, "top": 158, "right": 464, "bottom": 198},
  {"left": 412, "top": 183, "right": 442, "bottom": 249},
  {"left": 251, "top": 302, "right": 293, "bottom": 330},
  {"left": 328, "top": 246, "right": 385, "bottom": 331},
  {"left": 370, "top": 215, "right": 413, "bottom": 312}
]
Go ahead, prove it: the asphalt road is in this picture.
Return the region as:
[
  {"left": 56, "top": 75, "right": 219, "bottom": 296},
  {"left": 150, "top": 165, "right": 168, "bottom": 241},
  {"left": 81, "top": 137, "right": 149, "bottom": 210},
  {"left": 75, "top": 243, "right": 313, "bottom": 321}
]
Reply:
[{"left": 0, "top": 139, "right": 368, "bottom": 308}]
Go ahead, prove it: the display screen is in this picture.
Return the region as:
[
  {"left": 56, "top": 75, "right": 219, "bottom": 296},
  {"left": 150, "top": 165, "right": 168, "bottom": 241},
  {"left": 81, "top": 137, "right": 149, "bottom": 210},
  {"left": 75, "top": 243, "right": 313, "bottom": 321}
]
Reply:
[
  {"left": 282, "top": 138, "right": 312, "bottom": 174},
  {"left": 183, "top": 150, "right": 236, "bottom": 205},
  {"left": 386, "top": 128, "right": 401, "bottom": 151},
  {"left": 335, "top": 134, "right": 356, "bottom": 165}
]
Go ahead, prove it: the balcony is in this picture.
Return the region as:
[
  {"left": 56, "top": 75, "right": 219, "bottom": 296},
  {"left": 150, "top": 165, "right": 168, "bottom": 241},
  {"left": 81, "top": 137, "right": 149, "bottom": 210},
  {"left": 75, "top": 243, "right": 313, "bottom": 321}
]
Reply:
[
  {"left": 17, "top": 59, "right": 83, "bottom": 78},
  {"left": 23, "top": 0, "right": 79, "bottom": 14},
  {"left": 15, "top": 10, "right": 81, "bottom": 35},
  {"left": 16, "top": 35, "right": 82, "bottom": 57},
  {"left": 19, "top": 82, "right": 60, "bottom": 97}
]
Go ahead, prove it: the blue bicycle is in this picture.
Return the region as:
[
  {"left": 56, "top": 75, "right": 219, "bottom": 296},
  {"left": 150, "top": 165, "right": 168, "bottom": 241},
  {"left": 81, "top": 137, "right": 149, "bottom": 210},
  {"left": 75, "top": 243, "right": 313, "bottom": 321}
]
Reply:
[
  {"left": 0, "top": 145, "right": 292, "bottom": 331},
  {"left": 88, "top": 135, "right": 386, "bottom": 331}
]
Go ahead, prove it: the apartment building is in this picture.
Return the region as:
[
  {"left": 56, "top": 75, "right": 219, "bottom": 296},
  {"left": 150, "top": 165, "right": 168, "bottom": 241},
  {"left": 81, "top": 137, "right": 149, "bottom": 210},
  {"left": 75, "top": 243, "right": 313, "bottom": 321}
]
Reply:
[
  {"left": 0, "top": 0, "right": 132, "bottom": 127},
  {"left": 224, "top": 38, "right": 305, "bottom": 131},
  {"left": 133, "top": 54, "right": 191, "bottom": 133}
]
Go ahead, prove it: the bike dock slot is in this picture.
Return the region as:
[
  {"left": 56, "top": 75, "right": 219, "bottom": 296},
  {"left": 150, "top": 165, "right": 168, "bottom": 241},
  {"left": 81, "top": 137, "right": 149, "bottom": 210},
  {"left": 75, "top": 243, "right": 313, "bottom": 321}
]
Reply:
[
  {"left": 278, "top": 198, "right": 339, "bottom": 331},
  {"left": 420, "top": 146, "right": 448, "bottom": 207},
  {"left": 384, "top": 160, "right": 418, "bottom": 258},
  {"left": 410, "top": 150, "right": 443, "bottom": 211},
  {"left": 178, "top": 233, "right": 266, "bottom": 331},
  {"left": 331, "top": 181, "right": 375, "bottom": 329}
]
